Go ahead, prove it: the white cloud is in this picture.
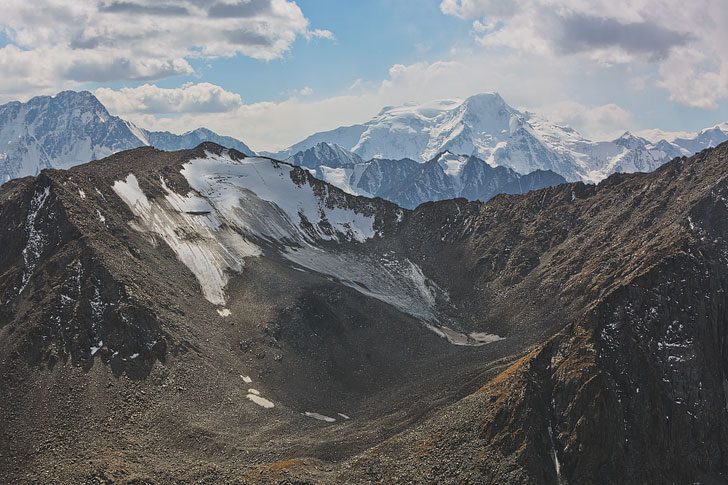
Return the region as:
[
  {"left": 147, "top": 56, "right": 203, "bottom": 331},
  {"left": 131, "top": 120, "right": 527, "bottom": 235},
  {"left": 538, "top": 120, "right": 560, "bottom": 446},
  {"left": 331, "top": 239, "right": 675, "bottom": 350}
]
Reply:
[
  {"left": 115, "top": 91, "right": 381, "bottom": 153},
  {"left": 635, "top": 128, "right": 696, "bottom": 143},
  {"left": 657, "top": 45, "right": 728, "bottom": 110},
  {"left": 299, "top": 86, "right": 313, "bottom": 96},
  {"left": 534, "top": 101, "right": 634, "bottom": 141},
  {"left": 305, "top": 29, "right": 335, "bottom": 41},
  {"left": 95, "top": 83, "right": 244, "bottom": 114},
  {"left": 440, "top": 0, "right": 728, "bottom": 110},
  {"left": 0, "top": 0, "right": 331, "bottom": 99}
]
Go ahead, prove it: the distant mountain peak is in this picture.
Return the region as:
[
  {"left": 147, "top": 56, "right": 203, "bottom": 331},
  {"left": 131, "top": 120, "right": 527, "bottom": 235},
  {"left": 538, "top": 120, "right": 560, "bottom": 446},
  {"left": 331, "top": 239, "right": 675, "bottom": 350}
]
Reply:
[
  {"left": 434, "top": 150, "right": 458, "bottom": 159},
  {"left": 285, "top": 141, "right": 363, "bottom": 169},
  {"left": 28, "top": 90, "right": 108, "bottom": 112},
  {"left": 0, "top": 90, "right": 254, "bottom": 183},
  {"left": 270, "top": 93, "right": 583, "bottom": 180},
  {"left": 461, "top": 91, "right": 508, "bottom": 108}
]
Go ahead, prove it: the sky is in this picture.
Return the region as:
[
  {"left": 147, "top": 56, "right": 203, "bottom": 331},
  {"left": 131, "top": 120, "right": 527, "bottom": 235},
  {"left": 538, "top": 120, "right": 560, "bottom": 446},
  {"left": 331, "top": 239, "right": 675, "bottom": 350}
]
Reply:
[{"left": 0, "top": 0, "right": 726, "bottom": 151}]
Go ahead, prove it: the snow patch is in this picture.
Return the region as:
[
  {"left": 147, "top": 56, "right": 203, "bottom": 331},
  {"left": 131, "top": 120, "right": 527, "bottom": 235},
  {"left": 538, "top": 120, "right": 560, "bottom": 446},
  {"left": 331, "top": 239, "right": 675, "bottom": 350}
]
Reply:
[
  {"left": 548, "top": 424, "right": 562, "bottom": 478},
  {"left": 304, "top": 412, "right": 336, "bottom": 423},
  {"left": 113, "top": 174, "right": 150, "bottom": 213},
  {"left": 125, "top": 120, "right": 150, "bottom": 146},
  {"left": 20, "top": 185, "right": 51, "bottom": 294},
  {"left": 113, "top": 171, "right": 261, "bottom": 306},
  {"left": 437, "top": 152, "right": 467, "bottom": 182},
  {"left": 181, "top": 152, "right": 377, "bottom": 244},
  {"left": 247, "top": 394, "right": 274, "bottom": 408},
  {"left": 90, "top": 341, "right": 103, "bottom": 356},
  {"left": 283, "top": 249, "right": 444, "bottom": 323},
  {"left": 318, "top": 166, "right": 357, "bottom": 195},
  {"left": 429, "top": 326, "right": 505, "bottom": 346}
]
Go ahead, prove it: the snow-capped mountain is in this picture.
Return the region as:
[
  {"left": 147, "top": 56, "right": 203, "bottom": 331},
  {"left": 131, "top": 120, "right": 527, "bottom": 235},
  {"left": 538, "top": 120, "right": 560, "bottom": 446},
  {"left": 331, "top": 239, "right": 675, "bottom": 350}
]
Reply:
[
  {"left": 525, "top": 114, "right": 691, "bottom": 181},
  {"left": 0, "top": 91, "right": 254, "bottom": 183},
  {"left": 670, "top": 122, "right": 728, "bottom": 154},
  {"left": 300, "top": 144, "right": 566, "bottom": 209},
  {"left": 144, "top": 127, "right": 254, "bottom": 155},
  {"left": 271, "top": 94, "right": 582, "bottom": 177},
  {"left": 269, "top": 93, "right": 594, "bottom": 181},
  {"left": 285, "top": 141, "right": 364, "bottom": 168},
  {"left": 270, "top": 93, "right": 728, "bottom": 184}
]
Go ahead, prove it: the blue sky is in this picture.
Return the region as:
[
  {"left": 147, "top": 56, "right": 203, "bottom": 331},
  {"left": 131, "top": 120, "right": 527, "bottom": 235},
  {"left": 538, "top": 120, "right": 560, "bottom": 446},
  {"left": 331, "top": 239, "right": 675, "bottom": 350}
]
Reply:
[
  {"left": 138, "top": 0, "right": 474, "bottom": 103},
  {"left": 196, "top": 0, "right": 471, "bottom": 103},
  {"left": 0, "top": 0, "right": 726, "bottom": 150}
]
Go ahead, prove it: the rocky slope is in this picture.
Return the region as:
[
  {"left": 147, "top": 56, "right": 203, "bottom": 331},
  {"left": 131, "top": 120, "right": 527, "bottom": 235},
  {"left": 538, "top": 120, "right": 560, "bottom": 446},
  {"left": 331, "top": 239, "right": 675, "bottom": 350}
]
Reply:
[
  {"left": 1, "top": 141, "right": 728, "bottom": 483},
  {"left": 333, "top": 144, "right": 728, "bottom": 484},
  {"left": 0, "top": 91, "right": 254, "bottom": 183}
]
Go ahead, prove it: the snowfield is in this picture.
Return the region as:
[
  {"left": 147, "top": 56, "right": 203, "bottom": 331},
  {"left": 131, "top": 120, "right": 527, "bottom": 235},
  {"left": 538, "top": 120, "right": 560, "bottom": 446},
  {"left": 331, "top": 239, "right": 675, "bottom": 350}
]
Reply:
[
  {"left": 112, "top": 150, "right": 500, "bottom": 346},
  {"left": 113, "top": 152, "right": 378, "bottom": 306}
]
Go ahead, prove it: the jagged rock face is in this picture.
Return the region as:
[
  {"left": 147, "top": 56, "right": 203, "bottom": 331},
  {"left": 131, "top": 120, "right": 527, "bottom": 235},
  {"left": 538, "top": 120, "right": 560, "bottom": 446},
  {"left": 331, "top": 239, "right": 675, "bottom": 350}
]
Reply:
[
  {"left": 286, "top": 142, "right": 364, "bottom": 168},
  {"left": 380, "top": 154, "right": 520, "bottom": 209},
  {"left": 0, "top": 171, "right": 167, "bottom": 377},
  {"left": 303, "top": 150, "right": 567, "bottom": 209},
  {"left": 0, "top": 91, "right": 143, "bottom": 183},
  {"left": 1, "top": 142, "right": 728, "bottom": 483},
  {"left": 0, "top": 91, "right": 254, "bottom": 183},
  {"left": 354, "top": 157, "right": 419, "bottom": 196}
]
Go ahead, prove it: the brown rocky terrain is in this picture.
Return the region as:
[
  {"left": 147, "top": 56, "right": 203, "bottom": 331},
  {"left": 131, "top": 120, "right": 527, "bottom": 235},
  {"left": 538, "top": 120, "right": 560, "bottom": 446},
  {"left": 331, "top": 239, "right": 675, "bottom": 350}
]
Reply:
[{"left": 1, "top": 141, "right": 727, "bottom": 483}]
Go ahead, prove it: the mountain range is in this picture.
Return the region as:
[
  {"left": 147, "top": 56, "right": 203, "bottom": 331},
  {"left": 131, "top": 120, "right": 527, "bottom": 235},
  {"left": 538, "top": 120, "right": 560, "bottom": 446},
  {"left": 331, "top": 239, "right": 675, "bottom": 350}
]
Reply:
[
  {"left": 0, "top": 91, "right": 567, "bottom": 208},
  {"left": 2, "top": 141, "right": 728, "bottom": 482},
  {"left": 0, "top": 90, "right": 254, "bottom": 183},
  {"left": 2, "top": 90, "right": 728, "bottom": 210},
  {"left": 270, "top": 93, "right": 728, "bottom": 183},
  {"left": 297, "top": 145, "right": 566, "bottom": 209}
]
